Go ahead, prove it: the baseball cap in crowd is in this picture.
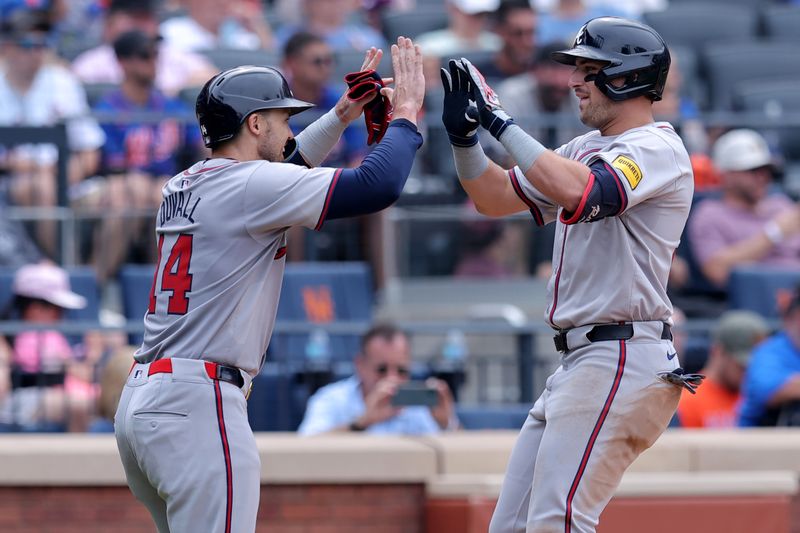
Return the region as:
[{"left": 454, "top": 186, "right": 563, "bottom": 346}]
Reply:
[
  {"left": 712, "top": 129, "right": 774, "bottom": 172},
  {"left": 12, "top": 263, "right": 87, "bottom": 310},
  {"left": 113, "top": 29, "right": 160, "bottom": 60},
  {"left": 712, "top": 310, "right": 769, "bottom": 365},
  {"left": 449, "top": 0, "right": 500, "bottom": 15}
]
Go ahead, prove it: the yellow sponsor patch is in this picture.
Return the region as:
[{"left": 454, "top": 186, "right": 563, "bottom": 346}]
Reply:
[{"left": 612, "top": 155, "right": 642, "bottom": 189}]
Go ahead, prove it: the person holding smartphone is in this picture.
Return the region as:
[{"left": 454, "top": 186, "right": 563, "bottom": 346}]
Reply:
[{"left": 298, "top": 323, "right": 459, "bottom": 435}]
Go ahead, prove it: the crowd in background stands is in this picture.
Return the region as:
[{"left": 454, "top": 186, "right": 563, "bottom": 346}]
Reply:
[{"left": 1, "top": 0, "right": 800, "bottom": 432}]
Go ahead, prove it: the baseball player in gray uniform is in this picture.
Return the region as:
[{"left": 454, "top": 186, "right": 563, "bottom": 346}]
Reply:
[
  {"left": 114, "top": 38, "right": 425, "bottom": 533},
  {"left": 440, "top": 17, "right": 704, "bottom": 533}
]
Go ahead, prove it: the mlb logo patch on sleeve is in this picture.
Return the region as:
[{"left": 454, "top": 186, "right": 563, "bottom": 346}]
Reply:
[{"left": 612, "top": 155, "right": 642, "bottom": 189}]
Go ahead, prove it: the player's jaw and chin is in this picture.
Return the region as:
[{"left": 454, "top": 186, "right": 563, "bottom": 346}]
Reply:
[
  {"left": 255, "top": 109, "right": 294, "bottom": 163},
  {"left": 577, "top": 91, "right": 616, "bottom": 131}
]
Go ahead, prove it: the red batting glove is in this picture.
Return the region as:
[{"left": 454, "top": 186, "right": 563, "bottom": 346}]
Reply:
[{"left": 344, "top": 69, "right": 393, "bottom": 145}]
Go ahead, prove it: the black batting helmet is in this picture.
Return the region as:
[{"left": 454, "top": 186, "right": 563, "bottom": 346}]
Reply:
[
  {"left": 551, "top": 17, "right": 670, "bottom": 102},
  {"left": 196, "top": 65, "right": 314, "bottom": 148}
]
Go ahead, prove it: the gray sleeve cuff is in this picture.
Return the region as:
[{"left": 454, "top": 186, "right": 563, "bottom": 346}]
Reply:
[
  {"left": 295, "top": 109, "right": 348, "bottom": 167},
  {"left": 452, "top": 143, "right": 489, "bottom": 180}
]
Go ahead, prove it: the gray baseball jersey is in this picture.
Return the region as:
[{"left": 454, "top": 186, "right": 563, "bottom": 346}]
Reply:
[
  {"left": 117, "top": 157, "right": 338, "bottom": 533},
  {"left": 490, "top": 122, "right": 693, "bottom": 533},
  {"left": 509, "top": 122, "right": 694, "bottom": 328},
  {"left": 134, "top": 157, "right": 338, "bottom": 376}
]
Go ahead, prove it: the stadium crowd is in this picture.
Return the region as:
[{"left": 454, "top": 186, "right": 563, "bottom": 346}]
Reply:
[{"left": 1, "top": 0, "right": 800, "bottom": 433}]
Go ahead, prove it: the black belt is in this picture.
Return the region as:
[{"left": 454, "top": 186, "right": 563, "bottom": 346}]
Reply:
[{"left": 553, "top": 323, "right": 672, "bottom": 353}]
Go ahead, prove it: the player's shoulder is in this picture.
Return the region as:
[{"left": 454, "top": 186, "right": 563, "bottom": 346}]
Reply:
[
  {"left": 615, "top": 122, "right": 681, "bottom": 146},
  {"left": 560, "top": 130, "right": 603, "bottom": 157}
]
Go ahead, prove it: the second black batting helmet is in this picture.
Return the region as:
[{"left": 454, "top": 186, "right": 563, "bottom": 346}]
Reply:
[
  {"left": 196, "top": 65, "right": 314, "bottom": 147},
  {"left": 551, "top": 17, "right": 670, "bottom": 102}
]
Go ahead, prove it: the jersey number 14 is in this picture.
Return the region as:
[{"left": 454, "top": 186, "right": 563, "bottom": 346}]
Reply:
[{"left": 148, "top": 233, "right": 194, "bottom": 315}]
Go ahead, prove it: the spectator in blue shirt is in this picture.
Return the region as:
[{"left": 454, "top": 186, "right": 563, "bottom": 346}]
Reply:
[
  {"left": 91, "top": 29, "right": 204, "bottom": 281},
  {"left": 739, "top": 285, "right": 800, "bottom": 426},
  {"left": 298, "top": 323, "right": 459, "bottom": 435},
  {"left": 274, "top": 0, "right": 387, "bottom": 54}
]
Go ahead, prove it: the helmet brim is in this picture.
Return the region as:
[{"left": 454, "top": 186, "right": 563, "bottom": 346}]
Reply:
[
  {"left": 258, "top": 97, "right": 315, "bottom": 116},
  {"left": 551, "top": 45, "right": 619, "bottom": 66}
]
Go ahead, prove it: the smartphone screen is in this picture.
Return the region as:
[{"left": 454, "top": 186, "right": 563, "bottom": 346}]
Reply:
[{"left": 391, "top": 383, "right": 439, "bottom": 407}]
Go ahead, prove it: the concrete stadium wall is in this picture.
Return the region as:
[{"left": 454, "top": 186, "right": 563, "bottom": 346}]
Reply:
[{"left": 0, "top": 430, "right": 799, "bottom": 532}]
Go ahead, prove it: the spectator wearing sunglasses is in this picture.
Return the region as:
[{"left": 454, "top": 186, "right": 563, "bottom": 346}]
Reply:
[
  {"left": 282, "top": 31, "right": 367, "bottom": 169},
  {"left": 87, "top": 29, "right": 205, "bottom": 282},
  {"left": 298, "top": 323, "right": 459, "bottom": 435},
  {"left": 471, "top": 0, "right": 537, "bottom": 81},
  {"left": 282, "top": 31, "right": 379, "bottom": 269},
  {"left": 71, "top": 0, "right": 216, "bottom": 98}
]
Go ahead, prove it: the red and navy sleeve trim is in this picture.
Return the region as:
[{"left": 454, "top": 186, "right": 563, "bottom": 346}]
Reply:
[
  {"left": 508, "top": 168, "right": 545, "bottom": 226},
  {"left": 314, "top": 168, "right": 342, "bottom": 231},
  {"left": 559, "top": 173, "right": 595, "bottom": 225},
  {"left": 559, "top": 161, "right": 627, "bottom": 224}
]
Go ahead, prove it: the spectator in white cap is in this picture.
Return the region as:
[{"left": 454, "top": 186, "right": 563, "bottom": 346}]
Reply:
[
  {"left": 0, "top": 263, "right": 98, "bottom": 432},
  {"left": 11, "top": 262, "right": 87, "bottom": 311},
  {"left": 688, "top": 129, "right": 800, "bottom": 288}
]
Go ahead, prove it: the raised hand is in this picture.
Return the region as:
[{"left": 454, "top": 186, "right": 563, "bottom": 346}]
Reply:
[
  {"left": 456, "top": 58, "right": 515, "bottom": 141},
  {"left": 381, "top": 37, "right": 425, "bottom": 124},
  {"left": 440, "top": 59, "right": 479, "bottom": 147},
  {"left": 335, "top": 47, "right": 389, "bottom": 125}
]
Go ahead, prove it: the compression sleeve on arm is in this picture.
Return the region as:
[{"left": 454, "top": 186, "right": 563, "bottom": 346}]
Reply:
[
  {"left": 324, "top": 119, "right": 423, "bottom": 221},
  {"left": 294, "top": 108, "right": 348, "bottom": 167},
  {"left": 498, "top": 124, "right": 547, "bottom": 173}
]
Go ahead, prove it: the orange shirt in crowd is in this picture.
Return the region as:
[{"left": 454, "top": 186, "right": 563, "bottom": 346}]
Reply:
[{"left": 677, "top": 377, "right": 740, "bottom": 428}]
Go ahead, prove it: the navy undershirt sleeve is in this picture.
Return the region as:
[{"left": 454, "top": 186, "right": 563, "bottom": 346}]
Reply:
[{"left": 325, "top": 119, "right": 423, "bottom": 220}]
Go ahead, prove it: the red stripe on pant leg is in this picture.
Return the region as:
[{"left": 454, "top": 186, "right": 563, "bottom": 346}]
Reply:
[
  {"left": 564, "top": 340, "right": 627, "bottom": 533},
  {"left": 214, "top": 381, "right": 233, "bottom": 533}
]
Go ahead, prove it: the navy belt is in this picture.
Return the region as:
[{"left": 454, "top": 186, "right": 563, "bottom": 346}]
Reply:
[{"left": 553, "top": 323, "right": 672, "bottom": 353}]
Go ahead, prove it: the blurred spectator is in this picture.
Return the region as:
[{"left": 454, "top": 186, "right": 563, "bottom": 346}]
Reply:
[
  {"left": 0, "top": 190, "right": 44, "bottom": 267},
  {"left": 281, "top": 31, "right": 389, "bottom": 281},
  {"left": 275, "top": 0, "right": 387, "bottom": 54},
  {"left": 87, "top": 344, "right": 136, "bottom": 433},
  {"left": 677, "top": 310, "right": 769, "bottom": 428},
  {"left": 739, "top": 285, "right": 800, "bottom": 426},
  {"left": 51, "top": 0, "right": 106, "bottom": 60},
  {"left": 0, "top": 263, "right": 99, "bottom": 432},
  {"left": 89, "top": 29, "right": 204, "bottom": 282},
  {"left": 298, "top": 323, "right": 458, "bottom": 435},
  {"left": 652, "top": 52, "right": 708, "bottom": 157},
  {"left": 480, "top": 41, "right": 582, "bottom": 169},
  {"left": 282, "top": 32, "right": 367, "bottom": 168},
  {"left": 454, "top": 201, "right": 527, "bottom": 278},
  {"left": 536, "top": 0, "right": 626, "bottom": 45},
  {"left": 495, "top": 41, "right": 581, "bottom": 148},
  {"left": 688, "top": 129, "right": 800, "bottom": 288},
  {"left": 531, "top": 0, "right": 663, "bottom": 19},
  {"left": 0, "top": 0, "right": 63, "bottom": 25},
  {"left": 416, "top": 0, "right": 501, "bottom": 59},
  {"left": 0, "top": 11, "right": 105, "bottom": 257},
  {"left": 471, "top": 0, "right": 536, "bottom": 80},
  {"left": 72, "top": 0, "right": 216, "bottom": 97},
  {"left": 159, "top": 0, "right": 272, "bottom": 52}
]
